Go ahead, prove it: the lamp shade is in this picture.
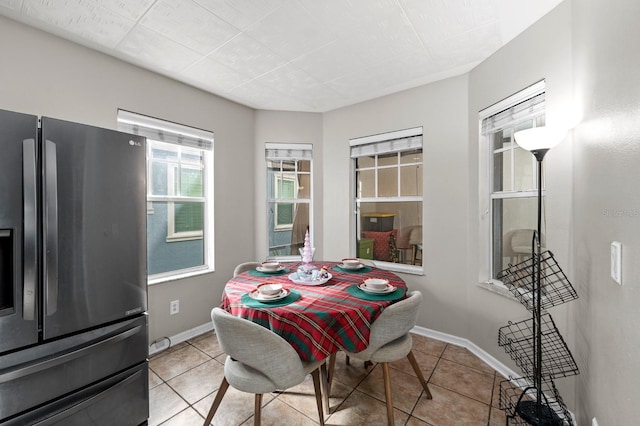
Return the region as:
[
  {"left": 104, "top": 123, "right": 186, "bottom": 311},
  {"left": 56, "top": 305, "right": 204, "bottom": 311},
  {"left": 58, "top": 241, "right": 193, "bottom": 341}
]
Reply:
[{"left": 513, "top": 126, "right": 567, "bottom": 152}]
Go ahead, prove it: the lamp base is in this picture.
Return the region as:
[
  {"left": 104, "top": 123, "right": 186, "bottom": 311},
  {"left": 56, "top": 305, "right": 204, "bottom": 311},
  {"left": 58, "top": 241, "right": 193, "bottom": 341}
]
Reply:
[{"left": 515, "top": 400, "right": 563, "bottom": 426}]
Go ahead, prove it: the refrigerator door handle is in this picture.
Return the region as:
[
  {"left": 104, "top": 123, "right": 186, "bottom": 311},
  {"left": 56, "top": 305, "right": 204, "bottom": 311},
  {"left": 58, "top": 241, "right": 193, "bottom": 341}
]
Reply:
[
  {"left": 22, "top": 139, "right": 37, "bottom": 321},
  {"left": 44, "top": 140, "right": 59, "bottom": 316},
  {"left": 0, "top": 324, "right": 142, "bottom": 383}
]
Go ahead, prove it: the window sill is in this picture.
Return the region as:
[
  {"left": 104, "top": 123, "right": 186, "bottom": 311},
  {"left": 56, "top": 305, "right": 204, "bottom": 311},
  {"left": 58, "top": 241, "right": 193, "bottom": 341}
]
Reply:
[
  {"left": 148, "top": 266, "right": 214, "bottom": 286},
  {"left": 373, "top": 261, "right": 424, "bottom": 276},
  {"left": 476, "top": 281, "right": 519, "bottom": 301}
]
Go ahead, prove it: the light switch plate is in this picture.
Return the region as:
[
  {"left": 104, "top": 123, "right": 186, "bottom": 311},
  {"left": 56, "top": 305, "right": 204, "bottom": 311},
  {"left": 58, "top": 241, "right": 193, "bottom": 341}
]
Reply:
[{"left": 611, "top": 241, "right": 622, "bottom": 285}]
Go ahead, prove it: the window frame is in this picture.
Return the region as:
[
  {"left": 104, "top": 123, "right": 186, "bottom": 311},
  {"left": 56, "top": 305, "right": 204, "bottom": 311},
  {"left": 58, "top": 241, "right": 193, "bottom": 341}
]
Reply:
[
  {"left": 350, "top": 127, "right": 424, "bottom": 274},
  {"left": 117, "top": 110, "right": 215, "bottom": 284},
  {"left": 479, "top": 81, "right": 546, "bottom": 287},
  {"left": 265, "top": 143, "right": 313, "bottom": 261}
]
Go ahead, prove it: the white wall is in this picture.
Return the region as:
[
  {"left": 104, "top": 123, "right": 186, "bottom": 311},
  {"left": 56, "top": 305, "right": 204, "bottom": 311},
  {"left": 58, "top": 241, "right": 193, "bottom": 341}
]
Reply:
[
  {"left": 572, "top": 0, "right": 640, "bottom": 424},
  {"left": 254, "top": 110, "right": 324, "bottom": 261},
  {"left": 322, "top": 0, "right": 582, "bottom": 418},
  {"left": 4, "top": 2, "right": 640, "bottom": 422},
  {"left": 0, "top": 16, "right": 256, "bottom": 343},
  {"left": 467, "top": 0, "right": 575, "bottom": 399},
  {"left": 322, "top": 75, "right": 471, "bottom": 337}
]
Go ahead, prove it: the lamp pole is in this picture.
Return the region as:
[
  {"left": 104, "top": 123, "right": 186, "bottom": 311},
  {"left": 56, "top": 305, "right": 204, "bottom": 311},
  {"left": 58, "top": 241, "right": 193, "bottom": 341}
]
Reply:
[
  {"left": 512, "top": 126, "right": 569, "bottom": 424},
  {"left": 532, "top": 148, "right": 548, "bottom": 422}
]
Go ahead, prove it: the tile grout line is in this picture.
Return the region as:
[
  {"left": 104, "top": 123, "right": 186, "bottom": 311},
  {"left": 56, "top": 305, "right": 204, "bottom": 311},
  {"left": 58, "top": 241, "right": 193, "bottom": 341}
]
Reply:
[
  {"left": 151, "top": 334, "right": 503, "bottom": 425},
  {"left": 153, "top": 340, "right": 222, "bottom": 425}
]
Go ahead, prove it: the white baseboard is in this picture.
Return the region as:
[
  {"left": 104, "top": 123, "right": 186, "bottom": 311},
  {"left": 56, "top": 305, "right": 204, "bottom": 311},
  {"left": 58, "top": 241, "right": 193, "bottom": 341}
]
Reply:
[
  {"left": 413, "top": 325, "right": 577, "bottom": 425},
  {"left": 149, "top": 322, "right": 213, "bottom": 356},
  {"left": 411, "top": 325, "right": 520, "bottom": 380},
  {"left": 150, "top": 322, "right": 518, "bottom": 377}
]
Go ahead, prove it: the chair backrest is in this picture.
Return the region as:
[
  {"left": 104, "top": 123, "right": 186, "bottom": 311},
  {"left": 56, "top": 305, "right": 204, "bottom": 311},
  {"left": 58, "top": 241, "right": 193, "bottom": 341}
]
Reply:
[
  {"left": 211, "top": 308, "right": 306, "bottom": 389},
  {"left": 364, "top": 291, "right": 422, "bottom": 356},
  {"left": 396, "top": 225, "right": 423, "bottom": 249},
  {"left": 233, "top": 262, "right": 261, "bottom": 277}
]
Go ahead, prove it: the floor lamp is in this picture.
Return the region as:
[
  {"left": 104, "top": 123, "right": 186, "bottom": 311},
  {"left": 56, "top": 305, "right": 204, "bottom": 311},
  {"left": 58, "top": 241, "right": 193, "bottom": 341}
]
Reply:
[{"left": 512, "top": 126, "right": 566, "bottom": 424}]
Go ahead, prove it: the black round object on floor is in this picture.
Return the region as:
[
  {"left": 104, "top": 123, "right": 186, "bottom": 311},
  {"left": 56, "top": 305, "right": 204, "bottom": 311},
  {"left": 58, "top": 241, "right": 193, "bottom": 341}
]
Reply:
[{"left": 515, "top": 400, "right": 564, "bottom": 426}]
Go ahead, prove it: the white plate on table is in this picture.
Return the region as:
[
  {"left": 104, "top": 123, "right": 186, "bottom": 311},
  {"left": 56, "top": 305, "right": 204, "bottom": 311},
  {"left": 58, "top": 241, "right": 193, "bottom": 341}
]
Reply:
[
  {"left": 249, "top": 288, "right": 290, "bottom": 302},
  {"left": 358, "top": 283, "right": 396, "bottom": 294},
  {"left": 288, "top": 272, "right": 332, "bottom": 286},
  {"left": 256, "top": 265, "right": 286, "bottom": 273},
  {"left": 339, "top": 263, "right": 364, "bottom": 270}
]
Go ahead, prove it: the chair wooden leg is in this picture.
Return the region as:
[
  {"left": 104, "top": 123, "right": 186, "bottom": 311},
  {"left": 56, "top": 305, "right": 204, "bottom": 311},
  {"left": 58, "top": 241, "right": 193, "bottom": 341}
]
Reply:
[
  {"left": 204, "top": 377, "right": 229, "bottom": 425},
  {"left": 254, "top": 394, "right": 263, "bottom": 426},
  {"left": 407, "top": 350, "right": 432, "bottom": 399},
  {"left": 327, "top": 352, "right": 337, "bottom": 396},
  {"left": 320, "top": 361, "right": 330, "bottom": 415},
  {"left": 381, "top": 362, "right": 394, "bottom": 425},
  {"left": 311, "top": 368, "right": 326, "bottom": 425}
]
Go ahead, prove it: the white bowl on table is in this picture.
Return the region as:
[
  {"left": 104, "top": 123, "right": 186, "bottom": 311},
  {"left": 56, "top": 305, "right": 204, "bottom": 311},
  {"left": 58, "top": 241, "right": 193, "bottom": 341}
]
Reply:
[
  {"left": 260, "top": 261, "right": 281, "bottom": 271},
  {"left": 257, "top": 282, "right": 283, "bottom": 296},
  {"left": 341, "top": 258, "right": 361, "bottom": 269},
  {"left": 363, "top": 278, "right": 389, "bottom": 291}
]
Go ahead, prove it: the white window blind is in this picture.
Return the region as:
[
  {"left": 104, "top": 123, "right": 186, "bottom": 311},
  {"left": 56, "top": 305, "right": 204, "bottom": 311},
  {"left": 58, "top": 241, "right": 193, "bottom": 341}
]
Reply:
[
  {"left": 265, "top": 143, "right": 313, "bottom": 160},
  {"left": 117, "top": 109, "right": 213, "bottom": 151},
  {"left": 480, "top": 80, "right": 546, "bottom": 135},
  {"left": 350, "top": 127, "right": 422, "bottom": 158},
  {"left": 350, "top": 135, "right": 422, "bottom": 158},
  {"left": 481, "top": 93, "right": 545, "bottom": 134}
]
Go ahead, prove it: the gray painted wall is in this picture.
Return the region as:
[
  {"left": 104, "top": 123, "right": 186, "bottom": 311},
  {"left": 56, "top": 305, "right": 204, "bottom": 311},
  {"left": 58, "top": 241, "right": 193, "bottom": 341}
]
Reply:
[
  {"left": 320, "top": 0, "right": 578, "bottom": 413},
  {"left": 468, "top": 0, "right": 576, "bottom": 406},
  {"left": 572, "top": 0, "right": 640, "bottom": 424},
  {"left": 0, "top": 16, "right": 256, "bottom": 343},
  {"left": 3, "top": 0, "right": 639, "bottom": 421},
  {"left": 254, "top": 110, "right": 324, "bottom": 262},
  {"left": 322, "top": 75, "right": 471, "bottom": 339}
]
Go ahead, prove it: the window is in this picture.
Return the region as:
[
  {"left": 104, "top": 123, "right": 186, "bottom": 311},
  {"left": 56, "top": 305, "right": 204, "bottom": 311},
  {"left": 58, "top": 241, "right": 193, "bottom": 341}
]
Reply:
[
  {"left": 351, "top": 128, "right": 423, "bottom": 269},
  {"left": 265, "top": 143, "right": 312, "bottom": 258},
  {"left": 152, "top": 142, "right": 204, "bottom": 242},
  {"left": 117, "top": 110, "right": 214, "bottom": 282},
  {"left": 274, "top": 175, "right": 295, "bottom": 230},
  {"left": 480, "top": 81, "right": 546, "bottom": 283}
]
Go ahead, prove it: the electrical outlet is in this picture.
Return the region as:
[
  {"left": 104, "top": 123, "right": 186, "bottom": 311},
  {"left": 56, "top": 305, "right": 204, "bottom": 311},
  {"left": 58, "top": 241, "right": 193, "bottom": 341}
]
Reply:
[{"left": 170, "top": 300, "right": 179, "bottom": 315}]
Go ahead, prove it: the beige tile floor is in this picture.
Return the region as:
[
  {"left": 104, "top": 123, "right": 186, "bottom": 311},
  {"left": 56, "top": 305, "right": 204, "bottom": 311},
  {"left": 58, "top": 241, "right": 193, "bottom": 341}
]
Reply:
[{"left": 149, "top": 332, "right": 508, "bottom": 426}]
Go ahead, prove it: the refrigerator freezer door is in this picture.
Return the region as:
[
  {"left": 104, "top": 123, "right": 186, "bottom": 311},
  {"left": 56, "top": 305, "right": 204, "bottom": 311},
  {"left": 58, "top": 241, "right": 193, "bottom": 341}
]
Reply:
[
  {"left": 0, "top": 315, "right": 148, "bottom": 423},
  {"left": 21, "top": 362, "right": 148, "bottom": 426},
  {"left": 41, "top": 117, "right": 147, "bottom": 340},
  {"left": 0, "top": 109, "right": 39, "bottom": 354}
]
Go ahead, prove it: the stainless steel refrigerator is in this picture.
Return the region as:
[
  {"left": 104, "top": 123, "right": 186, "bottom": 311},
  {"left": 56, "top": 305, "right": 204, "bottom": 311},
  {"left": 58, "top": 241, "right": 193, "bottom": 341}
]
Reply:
[{"left": 0, "top": 109, "right": 149, "bottom": 425}]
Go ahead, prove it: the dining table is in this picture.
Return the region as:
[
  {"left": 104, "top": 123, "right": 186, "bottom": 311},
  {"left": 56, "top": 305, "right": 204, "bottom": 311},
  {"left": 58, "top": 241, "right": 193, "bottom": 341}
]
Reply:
[{"left": 220, "top": 261, "right": 408, "bottom": 362}]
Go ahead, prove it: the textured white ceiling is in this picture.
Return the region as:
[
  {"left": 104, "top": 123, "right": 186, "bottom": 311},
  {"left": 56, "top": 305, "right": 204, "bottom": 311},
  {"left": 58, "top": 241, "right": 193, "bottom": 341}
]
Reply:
[{"left": 0, "top": 0, "right": 563, "bottom": 112}]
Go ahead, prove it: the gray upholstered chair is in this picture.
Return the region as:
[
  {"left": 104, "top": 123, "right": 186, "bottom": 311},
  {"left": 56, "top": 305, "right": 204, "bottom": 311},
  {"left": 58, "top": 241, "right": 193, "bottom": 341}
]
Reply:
[
  {"left": 328, "top": 291, "right": 432, "bottom": 425},
  {"left": 502, "top": 229, "right": 545, "bottom": 265},
  {"left": 204, "top": 308, "right": 326, "bottom": 426},
  {"left": 233, "top": 261, "right": 261, "bottom": 277}
]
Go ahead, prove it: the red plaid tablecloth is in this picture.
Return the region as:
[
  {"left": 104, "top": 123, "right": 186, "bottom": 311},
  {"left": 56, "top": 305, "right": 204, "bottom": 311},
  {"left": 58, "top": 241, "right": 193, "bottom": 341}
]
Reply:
[{"left": 220, "top": 262, "right": 407, "bottom": 362}]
